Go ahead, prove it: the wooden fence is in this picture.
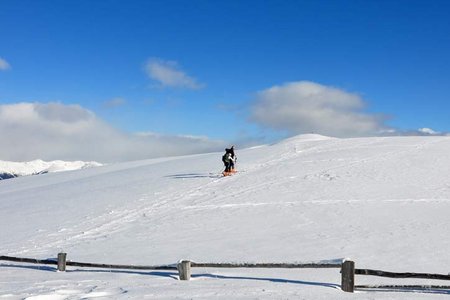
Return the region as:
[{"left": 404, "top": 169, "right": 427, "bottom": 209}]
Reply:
[
  {"left": 1, "top": 254, "right": 449, "bottom": 293},
  {"left": 0, "top": 254, "right": 177, "bottom": 271},
  {"left": 341, "top": 260, "right": 450, "bottom": 292}
]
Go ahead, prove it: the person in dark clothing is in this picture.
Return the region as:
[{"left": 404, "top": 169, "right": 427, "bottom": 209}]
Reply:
[
  {"left": 222, "top": 146, "right": 236, "bottom": 175},
  {"left": 222, "top": 151, "right": 233, "bottom": 173},
  {"left": 229, "top": 146, "right": 236, "bottom": 171}
]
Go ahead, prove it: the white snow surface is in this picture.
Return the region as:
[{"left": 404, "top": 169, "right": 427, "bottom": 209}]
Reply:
[
  {"left": 0, "top": 159, "right": 102, "bottom": 177},
  {"left": 1, "top": 134, "right": 450, "bottom": 299}
]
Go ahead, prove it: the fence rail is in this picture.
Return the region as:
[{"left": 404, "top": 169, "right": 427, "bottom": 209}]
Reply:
[
  {"left": 0, "top": 255, "right": 177, "bottom": 271},
  {"left": 181, "top": 261, "right": 341, "bottom": 281},
  {"left": 340, "top": 260, "right": 450, "bottom": 293},
  {"left": 191, "top": 262, "right": 341, "bottom": 268},
  {"left": 356, "top": 285, "right": 450, "bottom": 290},
  {"left": 1, "top": 254, "right": 450, "bottom": 294},
  {"left": 0, "top": 255, "right": 58, "bottom": 265},
  {"left": 355, "top": 268, "right": 450, "bottom": 280}
]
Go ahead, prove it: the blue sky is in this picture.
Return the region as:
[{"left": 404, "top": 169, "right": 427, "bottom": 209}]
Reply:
[{"left": 1, "top": 0, "right": 450, "bottom": 162}]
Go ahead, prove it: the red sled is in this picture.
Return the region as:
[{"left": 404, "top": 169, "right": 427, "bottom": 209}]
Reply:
[{"left": 222, "top": 170, "right": 237, "bottom": 176}]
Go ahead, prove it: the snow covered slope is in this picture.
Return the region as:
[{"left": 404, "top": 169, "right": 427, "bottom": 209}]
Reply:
[
  {"left": 0, "top": 159, "right": 102, "bottom": 180},
  {"left": 1, "top": 135, "right": 449, "bottom": 299}
]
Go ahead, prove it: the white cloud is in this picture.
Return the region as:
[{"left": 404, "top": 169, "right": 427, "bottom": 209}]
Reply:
[
  {"left": 418, "top": 128, "right": 440, "bottom": 135},
  {"left": 380, "top": 128, "right": 450, "bottom": 136},
  {"left": 250, "top": 81, "right": 388, "bottom": 137},
  {"left": 0, "top": 57, "right": 11, "bottom": 70},
  {"left": 0, "top": 102, "right": 225, "bottom": 163},
  {"left": 145, "top": 58, "right": 204, "bottom": 89}
]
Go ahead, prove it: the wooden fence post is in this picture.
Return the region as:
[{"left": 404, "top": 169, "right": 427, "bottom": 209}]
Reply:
[
  {"left": 341, "top": 260, "right": 355, "bottom": 292},
  {"left": 57, "top": 252, "right": 67, "bottom": 272},
  {"left": 178, "top": 260, "right": 191, "bottom": 280}
]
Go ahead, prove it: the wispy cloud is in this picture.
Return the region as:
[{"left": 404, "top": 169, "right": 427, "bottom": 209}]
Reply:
[
  {"left": 0, "top": 102, "right": 225, "bottom": 163},
  {"left": 0, "top": 57, "right": 11, "bottom": 71},
  {"left": 145, "top": 58, "right": 204, "bottom": 89},
  {"left": 418, "top": 128, "right": 440, "bottom": 135},
  {"left": 250, "top": 81, "right": 389, "bottom": 137},
  {"left": 382, "top": 127, "right": 449, "bottom": 136},
  {"left": 103, "top": 97, "right": 126, "bottom": 108}
]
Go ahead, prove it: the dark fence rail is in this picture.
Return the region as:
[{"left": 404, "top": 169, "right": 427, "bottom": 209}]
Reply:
[
  {"left": 0, "top": 255, "right": 177, "bottom": 271},
  {"left": 356, "top": 284, "right": 450, "bottom": 290},
  {"left": 339, "top": 261, "right": 450, "bottom": 293},
  {"left": 0, "top": 255, "right": 57, "bottom": 265},
  {"left": 173, "top": 260, "right": 342, "bottom": 280},
  {"left": 355, "top": 268, "right": 450, "bottom": 281},
  {"left": 66, "top": 261, "right": 176, "bottom": 270},
  {"left": 191, "top": 262, "right": 341, "bottom": 268}
]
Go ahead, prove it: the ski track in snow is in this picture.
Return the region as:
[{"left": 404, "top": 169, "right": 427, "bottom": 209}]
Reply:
[
  {"left": 17, "top": 137, "right": 449, "bottom": 256},
  {"left": 88, "top": 140, "right": 444, "bottom": 249},
  {"left": 181, "top": 198, "right": 450, "bottom": 211},
  {"left": 12, "top": 170, "right": 229, "bottom": 256},
  {"left": 18, "top": 285, "right": 127, "bottom": 300}
]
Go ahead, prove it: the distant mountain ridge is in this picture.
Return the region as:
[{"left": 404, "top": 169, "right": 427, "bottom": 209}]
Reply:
[{"left": 0, "top": 159, "right": 102, "bottom": 180}]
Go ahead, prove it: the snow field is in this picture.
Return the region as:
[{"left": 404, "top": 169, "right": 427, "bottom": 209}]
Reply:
[{"left": 1, "top": 135, "right": 450, "bottom": 299}]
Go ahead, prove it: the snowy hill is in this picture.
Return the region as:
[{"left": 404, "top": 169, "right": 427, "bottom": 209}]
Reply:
[
  {"left": 0, "top": 159, "right": 102, "bottom": 180},
  {"left": 1, "top": 135, "right": 450, "bottom": 299}
]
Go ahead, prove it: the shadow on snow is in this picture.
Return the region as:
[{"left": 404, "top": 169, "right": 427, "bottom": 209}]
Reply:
[
  {"left": 192, "top": 273, "right": 340, "bottom": 290},
  {"left": 356, "top": 286, "right": 450, "bottom": 295},
  {"left": 165, "top": 173, "right": 221, "bottom": 179},
  {"left": 2, "top": 264, "right": 448, "bottom": 295}
]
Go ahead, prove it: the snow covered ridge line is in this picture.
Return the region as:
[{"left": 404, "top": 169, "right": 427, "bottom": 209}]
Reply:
[{"left": 0, "top": 159, "right": 102, "bottom": 180}]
